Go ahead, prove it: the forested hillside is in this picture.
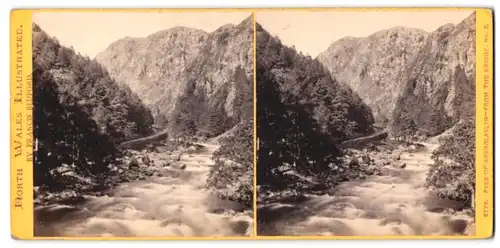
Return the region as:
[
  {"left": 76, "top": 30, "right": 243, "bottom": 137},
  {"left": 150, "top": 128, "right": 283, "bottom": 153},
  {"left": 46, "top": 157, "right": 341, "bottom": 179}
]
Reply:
[
  {"left": 33, "top": 23, "right": 154, "bottom": 189},
  {"left": 207, "top": 119, "right": 254, "bottom": 207},
  {"left": 256, "top": 23, "right": 375, "bottom": 191}
]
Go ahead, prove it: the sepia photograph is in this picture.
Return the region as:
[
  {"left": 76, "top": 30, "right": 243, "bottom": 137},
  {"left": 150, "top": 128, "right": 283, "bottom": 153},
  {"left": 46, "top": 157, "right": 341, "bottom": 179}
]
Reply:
[
  {"left": 256, "top": 10, "right": 476, "bottom": 236},
  {"left": 32, "top": 11, "right": 254, "bottom": 237}
]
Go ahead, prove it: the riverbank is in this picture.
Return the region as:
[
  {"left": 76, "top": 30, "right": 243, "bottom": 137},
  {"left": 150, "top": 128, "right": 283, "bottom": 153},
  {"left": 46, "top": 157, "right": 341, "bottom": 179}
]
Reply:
[
  {"left": 34, "top": 142, "right": 253, "bottom": 237},
  {"left": 257, "top": 140, "right": 475, "bottom": 236}
]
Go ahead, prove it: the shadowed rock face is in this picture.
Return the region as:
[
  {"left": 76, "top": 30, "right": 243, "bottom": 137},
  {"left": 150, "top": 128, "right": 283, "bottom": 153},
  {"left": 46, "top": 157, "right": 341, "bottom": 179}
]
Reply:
[
  {"left": 317, "top": 13, "right": 475, "bottom": 128},
  {"left": 391, "top": 13, "right": 476, "bottom": 135},
  {"left": 96, "top": 27, "right": 208, "bottom": 114},
  {"left": 96, "top": 16, "right": 254, "bottom": 131},
  {"left": 317, "top": 27, "right": 429, "bottom": 122}
]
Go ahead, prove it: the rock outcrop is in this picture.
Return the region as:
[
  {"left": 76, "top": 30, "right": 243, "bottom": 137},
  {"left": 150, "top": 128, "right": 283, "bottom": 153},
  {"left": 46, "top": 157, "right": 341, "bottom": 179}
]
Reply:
[
  {"left": 96, "top": 27, "right": 208, "bottom": 115},
  {"left": 96, "top": 15, "right": 254, "bottom": 135},
  {"left": 391, "top": 13, "right": 475, "bottom": 136},
  {"left": 317, "top": 27, "right": 429, "bottom": 122},
  {"left": 317, "top": 13, "right": 476, "bottom": 134}
]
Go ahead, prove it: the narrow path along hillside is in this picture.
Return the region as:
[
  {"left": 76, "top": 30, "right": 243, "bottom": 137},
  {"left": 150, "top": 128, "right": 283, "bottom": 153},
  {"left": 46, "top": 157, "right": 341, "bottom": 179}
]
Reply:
[
  {"left": 34, "top": 142, "right": 253, "bottom": 237},
  {"left": 258, "top": 141, "right": 474, "bottom": 236}
]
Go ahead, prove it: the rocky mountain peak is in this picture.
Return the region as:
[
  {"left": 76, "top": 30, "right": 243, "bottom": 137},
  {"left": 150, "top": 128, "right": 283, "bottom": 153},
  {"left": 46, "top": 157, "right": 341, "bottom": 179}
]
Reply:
[
  {"left": 317, "top": 26, "right": 429, "bottom": 123},
  {"left": 96, "top": 17, "right": 253, "bottom": 136},
  {"left": 317, "top": 13, "right": 475, "bottom": 129}
]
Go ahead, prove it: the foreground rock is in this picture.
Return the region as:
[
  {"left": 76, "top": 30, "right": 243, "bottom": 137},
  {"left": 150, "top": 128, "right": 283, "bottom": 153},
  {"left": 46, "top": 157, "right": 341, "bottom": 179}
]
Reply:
[{"left": 34, "top": 142, "right": 189, "bottom": 208}]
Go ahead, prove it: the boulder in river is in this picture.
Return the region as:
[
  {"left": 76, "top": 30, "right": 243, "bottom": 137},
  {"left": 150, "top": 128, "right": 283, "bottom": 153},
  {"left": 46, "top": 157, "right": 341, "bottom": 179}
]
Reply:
[
  {"left": 393, "top": 162, "right": 406, "bottom": 169},
  {"left": 176, "top": 153, "right": 182, "bottom": 161},
  {"left": 349, "top": 156, "right": 359, "bottom": 167},
  {"left": 146, "top": 144, "right": 158, "bottom": 153},
  {"left": 361, "top": 154, "right": 371, "bottom": 164},
  {"left": 345, "top": 149, "right": 355, "bottom": 156},
  {"left": 187, "top": 146, "right": 197, "bottom": 153},
  {"left": 119, "top": 177, "right": 130, "bottom": 183},
  {"left": 179, "top": 164, "right": 187, "bottom": 170},
  {"left": 128, "top": 158, "right": 140, "bottom": 170},
  {"left": 123, "top": 150, "right": 133, "bottom": 157},
  {"left": 142, "top": 155, "right": 152, "bottom": 165},
  {"left": 394, "top": 153, "right": 402, "bottom": 161}
]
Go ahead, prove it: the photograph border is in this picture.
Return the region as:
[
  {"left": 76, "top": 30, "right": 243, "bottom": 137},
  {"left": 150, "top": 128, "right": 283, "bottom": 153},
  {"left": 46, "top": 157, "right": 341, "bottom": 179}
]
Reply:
[{"left": 10, "top": 7, "right": 493, "bottom": 240}]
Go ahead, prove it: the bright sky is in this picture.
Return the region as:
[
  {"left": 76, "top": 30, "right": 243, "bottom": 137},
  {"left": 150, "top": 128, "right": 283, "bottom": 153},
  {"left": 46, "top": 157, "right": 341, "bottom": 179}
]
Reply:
[
  {"left": 32, "top": 11, "right": 252, "bottom": 58},
  {"left": 257, "top": 10, "right": 474, "bottom": 57}
]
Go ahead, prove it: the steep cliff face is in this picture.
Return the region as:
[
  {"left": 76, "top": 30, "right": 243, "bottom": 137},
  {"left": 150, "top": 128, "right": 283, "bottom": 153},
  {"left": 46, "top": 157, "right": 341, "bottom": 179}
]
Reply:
[
  {"left": 391, "top": 13, "right": 475, "bottom": 136},
  {"left": 95, "top": 27, "right": 208, "bottom": 119},
  {"left": 96, "top": 16, "right": 254, "bottom": 135},
  {"left": 168, "top": 16, "right": 254, "bottom": 136},
  {"left": 317, "top": 27, "right": 429, "bottom": 122},
  {"left": 317, "top": 13, "right": 475, "bottom": 136}
]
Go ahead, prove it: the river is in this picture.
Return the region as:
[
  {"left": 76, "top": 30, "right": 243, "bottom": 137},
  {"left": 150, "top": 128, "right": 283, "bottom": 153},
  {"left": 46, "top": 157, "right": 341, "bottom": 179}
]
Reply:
[
  {"left": 257, "top": 142, "right": 474, "bottom": 236},
  {"left": 34, "top": 143, "right": 253, "bottom": 237}
]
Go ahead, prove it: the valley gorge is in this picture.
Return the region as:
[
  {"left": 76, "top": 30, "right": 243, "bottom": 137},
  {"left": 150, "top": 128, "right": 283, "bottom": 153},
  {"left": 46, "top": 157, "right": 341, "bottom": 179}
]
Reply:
[
  {"left": 32, "top": 14, "right": 254, "bottom": 237},
  {"left": 256, "top": 12, "right": 477, "bottom": 237},
  {"left": 30, "top": 9, "right": 480, "bottom": 238}
]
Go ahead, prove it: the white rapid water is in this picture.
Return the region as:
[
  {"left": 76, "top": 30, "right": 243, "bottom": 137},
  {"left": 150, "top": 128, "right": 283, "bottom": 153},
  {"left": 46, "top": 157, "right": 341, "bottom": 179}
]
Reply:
[
  {"left": 35, "top": 143, "right": 253, "bottom": 237},
  {"left": 258, "top": 142, "right": 474, "bottom": 236}
]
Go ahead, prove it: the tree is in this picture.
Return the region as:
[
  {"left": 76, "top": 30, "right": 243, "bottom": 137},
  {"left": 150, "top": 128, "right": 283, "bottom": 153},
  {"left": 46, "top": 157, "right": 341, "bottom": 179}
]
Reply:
[
  {"left": 33, "top": 24, "right": 154, "bottom": 144},
  {"left": 402, "top": 118, "right": 417, "bottom": 141},
  {"left": 255, "top": 27, "right": 376, "bottom": 193},
  {"left": 207, "top": 105, "right": 229, "bottom": 137},
  {"left": 256, "top": 59, "right": 341, "bottom": 189},
  {"left": 56, "top": 47, "right": 71, "bottom": 68},
  {"left": 33, "top": 61, "right": 116, "bottom": 188},
  {"left": 232, "top": 66, "right": 253, "bottom": 123},
  {"left": 32, "top": 24, "right": 154, "bottom": 190},
  {"left": 207, "top": 120, "right": 254, "bottom": 207},
  {"left": 426, "top": 118, "right": 475, "bottom": 208},
  {"left": 426, "top": 66, "right": 476, "bottom": 210}
]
